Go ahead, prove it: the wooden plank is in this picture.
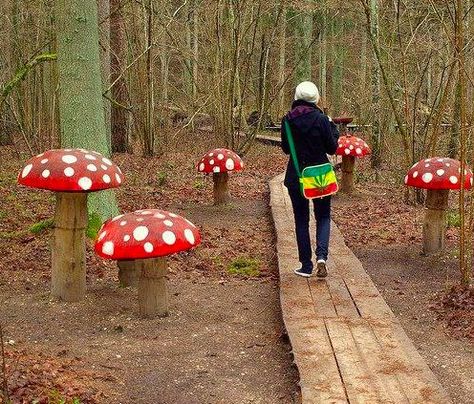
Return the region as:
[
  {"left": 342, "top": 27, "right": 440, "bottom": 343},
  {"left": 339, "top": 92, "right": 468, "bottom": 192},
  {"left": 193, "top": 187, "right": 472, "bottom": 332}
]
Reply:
[
  {"left": 326, "top": 319, "right": 386, "bottom": 403},
  {"left": 325, "top": 270, "right": 360, "bottom": 319},
  {"left": 288, "top": 318, "right": 348, "bottom": 403},
  {"left": 308, "top": 277, "right": 338, "bottom": 318},
  {"left": 348, "top": 319, "right": 409, "bottom": 404},
  {"left": 369, "top": 319, "right": 452, "bottom": 404}
]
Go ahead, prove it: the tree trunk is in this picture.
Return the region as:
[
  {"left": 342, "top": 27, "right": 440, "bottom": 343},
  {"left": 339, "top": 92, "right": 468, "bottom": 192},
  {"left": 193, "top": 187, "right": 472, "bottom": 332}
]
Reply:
[
  {"left": 294, "top": 8, "right": 312, "bottom": 83},
  {"left": 277, "top": 4, "right": 287, "bottom": 117},
  {"left": 423, "top": 189, "right": 449, "bottom": 254},
  {"left": 118, "top": 260, "right": 140, "bottom": 287},
  {"left": 51, "top": 192, "right": 88, "bottom": 302},
  {"left": 110, "top": 0, "right": 129, "bottom": 153},
  {"left": 138, "top": 257, "right": 169, "bottom": 318},
  {"left": 340, "top": 155, "right": 355, "bottom": 193},
  {"left": 213, "top": 172, "right": 230, "bottom": 205},
  {"left": 55, "top": 0, "right": 119, "bottom": 221},
  {"left": 369, "top": 0, "right": 381, "bottom": 169},
  {"left": 319, "top": 1, "right": 327, "bottom": 104}
]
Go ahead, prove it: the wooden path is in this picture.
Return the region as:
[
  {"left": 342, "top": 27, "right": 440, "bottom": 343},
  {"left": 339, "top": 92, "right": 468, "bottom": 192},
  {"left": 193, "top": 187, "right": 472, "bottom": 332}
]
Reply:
[{"left": 270, "top": 174, "right": 451, "bottom": 404}]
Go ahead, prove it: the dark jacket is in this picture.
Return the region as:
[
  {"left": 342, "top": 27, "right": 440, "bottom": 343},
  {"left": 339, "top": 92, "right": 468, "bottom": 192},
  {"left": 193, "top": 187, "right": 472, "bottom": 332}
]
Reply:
[{"left": 281, "top": 100, "right": 339, "bottom": 189}]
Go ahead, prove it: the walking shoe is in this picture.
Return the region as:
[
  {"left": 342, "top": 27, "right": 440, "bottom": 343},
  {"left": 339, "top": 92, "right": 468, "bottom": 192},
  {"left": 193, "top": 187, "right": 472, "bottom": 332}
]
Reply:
[
  {"left": 294, "top": 267, "right": 313, "bottom": 278},
  {"left": 316, "top": 260, "right": 328, "bottom": 278}
]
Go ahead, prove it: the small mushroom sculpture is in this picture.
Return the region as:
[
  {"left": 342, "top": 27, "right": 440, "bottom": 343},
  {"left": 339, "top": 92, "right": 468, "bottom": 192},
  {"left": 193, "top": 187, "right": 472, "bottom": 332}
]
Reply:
[
  {"left": 197, "top": 148, "right": 244, "bottom": 205},
  {"left": 335, "top": 134, "right": 371, "bottom": 193},
  {"left": 18, "top": 148, "right": 124, "bottom": 302},
  {"left": 404, "top": 157, "right": 473, "bottom": 254},
  {"left": 94, "top": 209, "right": 201, "bottom": 318}
]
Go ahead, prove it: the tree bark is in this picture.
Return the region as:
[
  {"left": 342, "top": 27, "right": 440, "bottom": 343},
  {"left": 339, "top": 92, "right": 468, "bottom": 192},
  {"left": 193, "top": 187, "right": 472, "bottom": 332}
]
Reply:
[
  {"left": 55, "top": 0, "right": 119, "bottom": 221},
  {"left": 138, "top": 257, "right": 169, "bottom": 318},
  {"left": 118, "top": 260, "right": 140, "bottom": 287},
  {"left": 213, "top": 172, "right": 230, "bottom": 205},
  {"left": 340, "top": 156, "right": 355, "bottom": 193},
  {"left": 51, "top": 192, "right": 88, "bottom": 302},
  {"left": 110, "top": 0, "right": 129, "bottom": 153},
  {"left": 423, "top": 189, "right": 449, "bottom": 254},
  {"left": 294, "top": 7, "right": 312, "bottom": 83}
]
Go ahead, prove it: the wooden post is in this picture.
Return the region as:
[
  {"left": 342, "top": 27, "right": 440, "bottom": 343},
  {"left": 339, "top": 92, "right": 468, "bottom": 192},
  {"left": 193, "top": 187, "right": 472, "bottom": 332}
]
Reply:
[
  {"left": 51, "top": 192, "right": 88, "bottom": 302},
  {"left": 138, "top": 257, "right": 169, "bottom": 318},
  {"left": 423, "top": 189, "right": 449, "bottom": 254},
  {"left": 213, "top": 172, "right": 230, "bottom": 205},
  {"left": 340, "top": 156, "right": 356, "bottom": 193},
  {"left": 118, "top": 260, "right": 141, "bottom": 287}
]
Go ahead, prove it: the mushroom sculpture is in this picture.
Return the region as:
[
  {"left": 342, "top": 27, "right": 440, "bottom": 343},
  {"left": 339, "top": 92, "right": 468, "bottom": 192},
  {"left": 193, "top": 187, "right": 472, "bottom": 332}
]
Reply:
[
  {"left": 94, "top": 209, "right": 201, "bottom": 318},
  {"left": 197, "top": 148, "right": 244, "bottom": 205},
  {"left": 336, "top": 134, "right": 371, "bottom": 193},
  {"left": 404, "top": 157, "right": 473, "bottom": 254},
  {"left": 18, "top": 148, "right": 124, "bottom": 302}
]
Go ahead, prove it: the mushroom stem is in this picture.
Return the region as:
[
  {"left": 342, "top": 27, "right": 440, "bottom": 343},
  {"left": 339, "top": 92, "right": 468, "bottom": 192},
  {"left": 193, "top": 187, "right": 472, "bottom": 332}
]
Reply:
[
  {"left": 51, "top": 192, "right": 88, "bottom": 302},
  {"left": 213, "top": 172, "right": 230, "bottom": 205},
  {"left": 340, "top": 155, "right": 356, "bottom": 193},
  {"left": 138, "top": 257, "right": 169, "bottom": 318},
  {"left": 423, "top": 189, "right": 449, "bottom": 254},
  {"left": 118, "top": 260, "right": 140, "bottom": 287}
]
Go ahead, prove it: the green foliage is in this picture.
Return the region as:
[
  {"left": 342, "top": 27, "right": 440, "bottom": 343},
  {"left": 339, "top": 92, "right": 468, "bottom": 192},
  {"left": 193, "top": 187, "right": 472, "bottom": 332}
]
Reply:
[
  {"left": 447, "top": 210, "right": 461, "bottom": 228},
  {"left": 157, "top": 171, "right": 167, "bottom": 186},
  {"left": 40, "top": 390, "right": 81, "bottom": 404},
  {"left": 29, "top": 218, "right": 55, "bottom": 234},
  {"left": 227, "top": 257, "right": 261, "bottom": 277},
  {"left": 193, "top": 179, "right": 205, "bottom": 190},
  {"left": 86, "top": 212, "right": 103, "bottom": 240}
]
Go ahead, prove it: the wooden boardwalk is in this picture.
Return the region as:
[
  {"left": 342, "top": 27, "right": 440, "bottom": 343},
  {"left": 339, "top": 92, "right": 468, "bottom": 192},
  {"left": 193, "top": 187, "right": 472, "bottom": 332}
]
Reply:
[{"left": 270, "top": 174, "right": 451, "bottom": 404}]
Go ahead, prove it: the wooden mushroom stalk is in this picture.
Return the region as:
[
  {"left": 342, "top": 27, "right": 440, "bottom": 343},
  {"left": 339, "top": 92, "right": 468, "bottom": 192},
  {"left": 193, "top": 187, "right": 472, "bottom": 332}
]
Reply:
[
  {"left": 405, "top": 157, "right": 473, "bottom": 254},
  {"left": 18, "top": 149, "right": 124, "bottom": 302},
  {"left": 197, "top": 148, "right": 244, "bottom": 205},
  {"left": 94, "top": 209, "right": 201, "bottom": 318},
  {"left": 335, "top": 134, "right": 371, "bottom": 193}
]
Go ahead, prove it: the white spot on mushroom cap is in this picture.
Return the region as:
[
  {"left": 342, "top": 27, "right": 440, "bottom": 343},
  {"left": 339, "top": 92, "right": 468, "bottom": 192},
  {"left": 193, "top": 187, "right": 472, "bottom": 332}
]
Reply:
[
  {"left": 144, "top": 242, "right": 154, "bottom": 253},
  {"left": 137, "top": 218, "right": 144, "bottom": 222},
  {"left": 85, "top": 154, "right": 96, "bottom": 160},
  {"left": 169, "top": 213, "right": 178, "bottom": 218},
  {"left": 436, "top": 169, "right": 445, "bottom": 176},
  {"left": 209, "top": 152, "right": 214, "bottom": 157},
  {"left": 42, "top": 170, "right": 50, "bottom": 178},
  {"left": 133, "top": 226, "right": 149, "bottom": 241},
  {"left": 62, "top": 155, "right": 77, "bottom": 164},
  {"left": 225, "top": 158, "right": 235, "bottom": 170},
  {"left": 102, "top": 241, "right": 114, "bottom": 256},
  {"left": 356, "top": 148, "right": 362, "bottom": 155},
  {"left": 78, "top": 177, "right": 92, "bottom": 190},
  {"left": 162, "top": 230, "right": 176, "bottom": 245},
  {"left": 213, "top": 166, "right": 220, "bottom": 173},
  {"left": 164, "top": 220, "right": 173, "bottom": 227},
  {"left": 140, "top": 211, "right": 153, "bottom": 215},
  {"left": 154, "top": 213, "right": 166, "bottom": 219},
  {"left": 413, "top": 171, "right": 419, "bottom": 178},
  {"left": 210, "top": 159, "right": 215, "bottom": 165},
  {"left": 98, "top": 231, "right": 107, "bottom": 241},
  {"left": 422, "top": 173, "right": 433, "bottom": 183},
  {"left": 404, "top": 175, "right": 408, "bottom": 184},
  {"left": 344, "top": 148, "right": 351, "bottom": 155},
  {"left": 87, "top": 164, "right": 97, "bottom": 172},
  {"left": 185, "top": 229, "right": 195, "bottom": 244},
  {"left": 64, "top": 167, "right": 74, "bottom": 177},
  {"left": 112, "top": 214, "right": 124, "bottom": 221},
  {"left": 22, "top": 164, "right": 33, "bottom": 178},
  {"left": 199, "top": 163, "right": 205, "bottom": 171},
  {"left": 120, "top": 221, "right": 127, "bottom": 226},
  {"left": 102, "top": 157, "right": 113, "bottom": 166},
  {"left": 124, "top": 235, "right": 130, "bottom": 242},
  {"left": 450, "top": 176, "right": 458, "bottom": 184},
  {"left": 349, "top": 145, "right": 354, "bottom": 150},
  {"left": 115, "top": 174, "right": 122, "bottom": 184},
  {"left": 41, "top": 159, "right": 48, "bottom": 164},
  {"left": 217, "top": 153, "right": 224, "bottom": 160},
  {"left": 103, "top": 174, "right": 111, "bottom": 184},
  {"left": 101, "top": 164, "right": 108, "bottom": 170}
]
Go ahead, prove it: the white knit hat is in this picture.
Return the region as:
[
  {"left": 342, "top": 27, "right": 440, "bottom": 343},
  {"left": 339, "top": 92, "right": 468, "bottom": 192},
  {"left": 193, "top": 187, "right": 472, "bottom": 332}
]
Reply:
[{"left": 294, "top": 81, "right": 320, "bottom": 104}]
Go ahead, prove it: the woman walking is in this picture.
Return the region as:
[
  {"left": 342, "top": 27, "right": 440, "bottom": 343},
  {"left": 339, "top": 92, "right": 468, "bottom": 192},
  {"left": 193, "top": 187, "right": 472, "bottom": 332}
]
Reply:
[{"left": 281, "top": 81, "right": 339, "bottom": 278}]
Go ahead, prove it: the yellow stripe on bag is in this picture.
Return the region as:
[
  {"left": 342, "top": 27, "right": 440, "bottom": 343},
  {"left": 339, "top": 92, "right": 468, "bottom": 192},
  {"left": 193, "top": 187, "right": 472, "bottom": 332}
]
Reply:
[{"left": 299, "top": 170, "right": 337, "bottom": 190}]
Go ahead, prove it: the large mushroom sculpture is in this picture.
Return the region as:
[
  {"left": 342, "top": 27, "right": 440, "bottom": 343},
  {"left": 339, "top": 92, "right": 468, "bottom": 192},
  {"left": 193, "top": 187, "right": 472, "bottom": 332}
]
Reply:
[
  {"left": 405, "top": 157, "right": 473, "bottom": 254},
  {"left": 336, "top": 134, "right": 371, "bottom": 193},
  {"left": 197, "top": 148, "right": 243, "bottom": 205},
  {"left": 18, "top": 148, "right": 124, "bottom": 302},
  {"left": 94, "top": 209, "right": 201, "bottom": 318}
]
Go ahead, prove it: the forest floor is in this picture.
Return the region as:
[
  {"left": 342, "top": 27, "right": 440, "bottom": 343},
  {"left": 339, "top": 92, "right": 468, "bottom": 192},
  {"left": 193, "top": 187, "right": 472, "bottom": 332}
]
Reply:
[{"left": 0, "top": 130, "right": 473, "bottom": 403}]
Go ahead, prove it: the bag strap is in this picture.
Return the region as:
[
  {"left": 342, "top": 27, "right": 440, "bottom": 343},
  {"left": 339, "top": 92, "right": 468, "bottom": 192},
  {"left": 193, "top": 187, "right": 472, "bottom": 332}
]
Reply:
[{"left": 284, "top": 119, "right": 301, "bottom": 177}]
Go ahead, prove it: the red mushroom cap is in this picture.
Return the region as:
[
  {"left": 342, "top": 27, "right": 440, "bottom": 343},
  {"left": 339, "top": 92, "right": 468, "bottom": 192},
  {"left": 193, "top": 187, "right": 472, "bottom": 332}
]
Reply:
[
  {"left": 336, "top": 134, "right": 371, "bottom": 157},
  {"left": 197, "top": 148, "right": 243, "bottom": 174},
  {"left": 404, "top": 157, "right": 473, "bottom": 190},
  {"left": 18, "top": 149, "right": 124, "bottom": 192},
  {"left": 94, "top": 209, "right": 201, "bottom": 260},
  {"left": 333, "top": 117, "right": 353, "bottom": 125}
]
